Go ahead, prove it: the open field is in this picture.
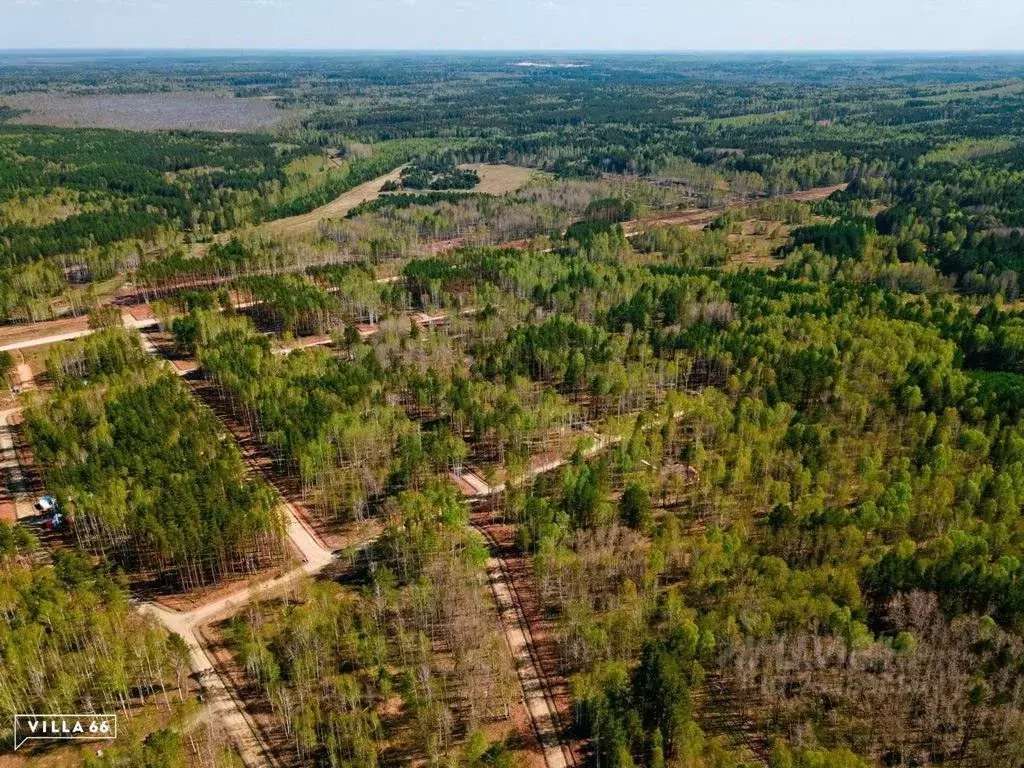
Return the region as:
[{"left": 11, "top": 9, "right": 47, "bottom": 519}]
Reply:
[
  {"left": 223, "top": 163, "right": 540, "bottom": 244},
  {"left": 1, "top": 92, "right": 296, "bottom": 131},
  {"left": 461, "top": 162, "right": 545, "bottom": 194},
  {"left": 252, "top": 166, "right": 406, "bottom": 240}
]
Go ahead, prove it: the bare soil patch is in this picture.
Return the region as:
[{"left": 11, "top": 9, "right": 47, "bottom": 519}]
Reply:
[
  {"left": 149, "top": 543, "right": 303, "bottom": 614},
  {"left": 14, "top": 364, "right": 34, "bottom": 391},
  {"left": 2, "top": 92, "right": 295, "bottom": 132},
  {"left": 786, "top": 183, "right": 848, "bottom": 201},
  {"left": 624, "top": 207, "right": 722, "bottom": 235},
  {"left": 125, "top": 304, "right": 156, "bottom": 323},
  {"left": 0, "top": 316, "right": 89, "bottom": 347}
]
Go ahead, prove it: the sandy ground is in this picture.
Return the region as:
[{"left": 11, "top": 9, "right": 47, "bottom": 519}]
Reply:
[
  {"left": 0, "top": 316, "right": 90, "bottom": 349},
  {"left": 0, "top": 408, "right": 34, "bottom": 524},
  {"left": 787, "top": 183, "right": 848, "bottom": 201},
  {"left": 481, "top": 532, "right": 574, "bottom": 768},
  {"left": 14, "top": 364, "right": 34, "bottom": 391}
]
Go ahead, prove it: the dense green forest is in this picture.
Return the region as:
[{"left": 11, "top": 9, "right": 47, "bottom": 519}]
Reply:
[
  {"left": 23, "top": 329, "right": 285, "bottom": 590},
  {"left": 8, "top": 52, "right": 1024, "bottom": 768},
  {"left": 161, "top": 235, "right": 1024, "bottom": 764},
  {"left": 4, "top": 53, "right": 1024, "bottom": 322}
]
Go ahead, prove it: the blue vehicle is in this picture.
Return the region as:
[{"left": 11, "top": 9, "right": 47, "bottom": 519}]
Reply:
[{"left": 34, "top": 496, "right": 56, "bottom": 514}]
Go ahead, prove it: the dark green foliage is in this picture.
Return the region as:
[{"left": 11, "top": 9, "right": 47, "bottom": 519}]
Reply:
[
  {"left": 620, "top": 481, "right": 652, "bottom": 532},
  {"left": 0, "top": 126, "right": 297, "bottom": 266},
  {"left": 398, "top": 155, "right": 480, "bottom": 191},
  {"left": 0, "top": 349, "right": 13, "bottom": 383},
  {"left": 585, "top": 197, "right": 639, "bottom": 223},
  {"left": 27, "top": 331, "right": 283, "bottom": 590},
  {"left": 787, "top": 219, "right": 874, "bottom": 261},
  {"left": 347, "top": 190, "right": 489, "bottom": 218},
  {"left": 0, "top": 536, "right": 185, "bottom": 747}
]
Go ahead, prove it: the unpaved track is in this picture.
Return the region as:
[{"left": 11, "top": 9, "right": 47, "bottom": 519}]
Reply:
[
  {"left": 252, "top": 162, "right": 536, "bottom": 241},
  {"left": 0, "top": 408, "right": 33, "bottom": 521},
  {"left": 0, "top": 314, "right": 159, "bottom": 353},
  {"left": 135, "top": 324, "right": 334, "bottom": 768},
  {"left": 478, "top": 524, "right": 575, "bottom": 768},
  {"left": 0, "top": 328, "right": 94, "bottom": 353},
  {"left": 7, "top": 312, "right": 579, "bottom": 767},
  {"left": 136, "top": 474, "right": 333, "bottom": 768}
]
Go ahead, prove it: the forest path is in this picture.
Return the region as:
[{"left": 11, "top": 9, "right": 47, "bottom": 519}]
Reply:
[
  {"left": 136, "top": 493, "right": 334, "bottom": 767},
  {"left": 0, "top": 313, "right": 158, "bottom": 353},
  {"left": 472, "top": 428, "right": 619, "bottom": 497},
  {"left": 0, "top": 408, "right": 34, "bottom": 522},
  {"left": 134, "top": 328, "right": 336, "bottom": 768},
  {"left": 477, "top": 523, "right": 575, "bottom": 768},
  {"left": 132, "top": 316, "right": 584, "bottom": 767}
]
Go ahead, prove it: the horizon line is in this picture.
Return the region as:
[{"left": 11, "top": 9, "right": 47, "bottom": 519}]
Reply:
[{"left": 3, "top": 47, "right": 1024, "bottom": 56}]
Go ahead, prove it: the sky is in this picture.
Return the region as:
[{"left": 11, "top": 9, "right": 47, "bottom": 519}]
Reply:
[{"left": 2, "top": 0, "right": 1023, "bottom": 52}]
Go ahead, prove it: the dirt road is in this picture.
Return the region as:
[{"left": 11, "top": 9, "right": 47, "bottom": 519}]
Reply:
[
  {"left": 137, "top": 493, "right": 334, "bottom": 768},
  {"left": 480, "top": 525, "right": 575, "bottom": 768},
  {"left": 0, "top": 313, "right": 159, "bottom": 353},
  {"left": 0, "top": 408, "right": 33, "bottom": 522},
  {"left": 4, "top": 314, "right": 578, "bottom": 768},
  {"left": 0, "top": 328, "right": 94, "bottom": 353},
  {"left": 130, "top": 322, "right": 335, "bottom": 768}
]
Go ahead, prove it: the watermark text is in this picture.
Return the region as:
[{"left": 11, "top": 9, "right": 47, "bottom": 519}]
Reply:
[{"left": 13, "top": 714, "right": 117, "bottom": 751}]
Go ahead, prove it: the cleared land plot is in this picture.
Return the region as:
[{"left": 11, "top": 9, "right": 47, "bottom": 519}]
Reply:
[
  {"left": 461, "top": 163, "right": 544, "bottom": 195},
  {"left": 1, "top": 92, "right": 296, "bottom": 132},
  {"left": 237, "top": 163, "right": 540, "bottom": 243},
  {"left": 787, "top": 183, "right": 848, "bottom": 201},
  {"left": 0, "top": 315, "right": 90, "bottom": 350},
  {"left": 254, "top": 166, "right": 407, "bottom": 241}
]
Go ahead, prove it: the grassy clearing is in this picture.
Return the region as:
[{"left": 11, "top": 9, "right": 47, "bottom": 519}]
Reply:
[
  {"left": 921, "top": 137, "right": 1018, "bottom": 164},
  {"left": 257, "top": 166, "right": 407, "bottom": 240},
  {"left": 460, "top": 163, "right": 545, "bottom": 195}
]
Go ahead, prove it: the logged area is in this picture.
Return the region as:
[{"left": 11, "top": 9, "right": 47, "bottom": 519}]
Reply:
[
  {"left": 6, "top": 51, "right": 1024, "bottom": 768},
  {"left": 1, "top": 91, "right": 296, "bottom": 131}
]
